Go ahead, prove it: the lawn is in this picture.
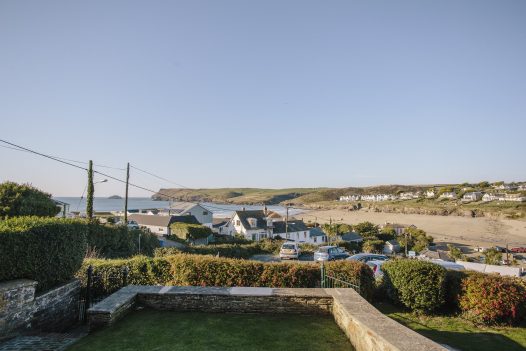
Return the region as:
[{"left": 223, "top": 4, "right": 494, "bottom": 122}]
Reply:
[
  {"left": 375, "top": 302, "right": 526, "bottom": 351},
  {"left": 69, "top": 309, "right": 353, "bottom": 351}
]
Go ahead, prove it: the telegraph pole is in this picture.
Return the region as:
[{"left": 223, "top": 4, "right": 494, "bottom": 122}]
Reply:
[
  {"left": 285, "top": 205, "right": 289, "bottom": 239},
  {"left": 329, "top": 217, "right": 332, "bottom": 245},
  {"left": 86, "top": 160, "right": 94, "bottom": 220},
  {"left": 124, "top": 162, "right": 130, "bottom": 223}
]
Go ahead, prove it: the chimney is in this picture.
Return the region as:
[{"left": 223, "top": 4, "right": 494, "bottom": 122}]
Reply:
[
  {"left": 264, "top": 205, "right": 268, "bottom": 215},
  {"left": 242, "top": 207, "right": 245, "bottom": 211}
]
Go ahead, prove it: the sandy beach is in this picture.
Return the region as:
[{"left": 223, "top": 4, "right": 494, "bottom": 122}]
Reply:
[{"left": 298, "top": 209, "right": 526, "bottom": 250}]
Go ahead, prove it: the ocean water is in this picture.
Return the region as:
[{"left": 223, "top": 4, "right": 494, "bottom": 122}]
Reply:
[{"left": 54, "top": 197, "right": 303, "bottom": 218}]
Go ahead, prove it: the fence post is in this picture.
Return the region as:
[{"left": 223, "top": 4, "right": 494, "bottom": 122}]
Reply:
[
  {"left": 84, "top": 265, "right": 93, "bottom": 323},
  {"left": 320, "top": 261, "right": 325, "bottom": 288},
  {"left": 122, "top": 266, "right": 129, "bottom": 287}
]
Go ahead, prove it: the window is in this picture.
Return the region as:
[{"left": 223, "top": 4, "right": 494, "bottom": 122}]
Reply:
[
  {"left": 236, "top": 220, "right": 240, "bottom": 226},
  {"left": 158, "top": 228, "right": 163, "bottom": 232},
  {"left": 286, "top": 233, "right": 290, "bottom": 239},
  {"left": 314, "top": 237, "right": 317, "bottom": 243},
  {"left": 203, "top": 211, "right": 208, "bottom": 215}
]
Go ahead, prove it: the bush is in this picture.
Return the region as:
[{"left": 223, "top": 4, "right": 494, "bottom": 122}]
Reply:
[
  {"left": 324, "top": 260, "right": 375, "bottom": 301},
  {"left": 78, "top": 254, "right": 374, "bottom": 300},
  {"left": 0, "top": 182, "right": 60, "bottom": 218},
  {"left": 382, "top": 259, "right": 447, "bottom": 313},
  {"left": 169, "top": 223, "right": 212, "bottom": 241},
  {"left": 87, "top": 223, "right": 160, "bottom": 258},
  {"left": 155, "top": 242, "right": 262, "bottom": 259},
  {"left": 459, "top": 274, "right": 526, "bottom": 325},
  {"left": 0, "top": 217, "right": 87, "bottom": 291}
]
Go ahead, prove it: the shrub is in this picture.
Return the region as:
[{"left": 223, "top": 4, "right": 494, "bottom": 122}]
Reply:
[
  {"left": 0, "top": 182, "right": 60, "bottom": 218},
  {"left": 169, "top": 223, "right": 212, "bottom": 241},
  {"left": 155, "top": 242, "right": 262, "bottom": 259},
  {"left": 444, "top": 270, "right": 484, "bottom": 310},
  {"left": 87, "top": 223, "right": 160, "bottom": 258},
  {"left": 78, "top": 254, "right": 374, "bottom": 301},
  {"left": 459, "top": 274, "right": 526, "bottom": 325},
  {"left": 0, "top": 216, "right": 87, "bottom": 291},
  {"left": 382, "top": 259, "right": 447, "bottom": 313},
  {"left": 324, "top": 260, "right": 375, "bottom": 301}
]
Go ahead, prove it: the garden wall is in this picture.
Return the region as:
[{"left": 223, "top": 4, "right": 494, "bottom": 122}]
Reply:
[
  {"left": 87, "top": 286, "right": 447, "bottom": 351},
  {"left": 0, "top": 279, "right": 80, "bottom": 340}
]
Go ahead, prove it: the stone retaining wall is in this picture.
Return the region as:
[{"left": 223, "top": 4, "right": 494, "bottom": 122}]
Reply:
[
  {"left": 87, "top": 286, "right": 447, "bottom": 351},
  {"left": 0, "top": 279, "right": 80, "bottom": 340}
]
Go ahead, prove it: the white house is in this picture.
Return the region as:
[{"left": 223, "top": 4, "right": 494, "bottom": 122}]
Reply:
[
  {"left": 169, "top": 202, "right": 213, "bottom": 226},
  {"left": 462, "top": 192, "right": 483, "bottom": 202},
  {"left": 483, "top": 193, "right": 506, "bottom": 202},
  {"left": 128, "top": 214, "right": 199, "bottom": 236},
  {"left": 505, "top": 193, "right": 526, "bottom": 202},
  {"left": 339, "top": 195, "right": 361, "bottom": 202},
  {"left": 309, "top": 227, "right": 328, "bottom": 244},
  {"left": 439, "top": 192, "right": 457, "bottom": 199},
  {"left": 383, "top": 240, "right": 400, "bottom": 254},
  {"left": 426, "top": 190, "right": 436, "bottom": 198}
]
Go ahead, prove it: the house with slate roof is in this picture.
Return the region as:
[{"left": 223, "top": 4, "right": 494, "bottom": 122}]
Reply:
[
  {"left": 168, "top": 202, "right": 213, "bottom": 225},
  {"left": 128, "top": 214, "right": 199, "bottom": 236}
]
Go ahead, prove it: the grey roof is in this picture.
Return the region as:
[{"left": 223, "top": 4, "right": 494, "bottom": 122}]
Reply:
[
  {"left": 420, "top": 249, "right": 453, "bottom": 262},
  {"left": 129, "top": 214, "right": 198, "bottom": 227},
  {"left": 386, "top": 240, "right": 400, "bottom": 246},
  {"left": 235, "top": 210, "right": 269, "bottom": 230},
  {"left": 272, "top": 220, "right": 308, "bottom": 234},
  {"left": 169, "top": 202, "right": 204, "bottom": 214},
  {"left": 340, "top": 232, "right": 363, "bottom": 242},
  {"left": 309, "top": 227, "right": 326, "bottom": 237}
]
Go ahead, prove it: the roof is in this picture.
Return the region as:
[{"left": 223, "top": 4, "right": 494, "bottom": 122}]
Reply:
[
  {"left": 234, "top": 210, "right": 269, "bottom": 230},
  {"left": 386, "top": 240, "right": 400, "bottom": 246},
  {"left": 128, "top": 214, "right": 198, "bottom": 227},
  {"left": 309, "top": 227, "right": 326, "bottom": 237},
  {"left": 273, "top": 220, "right": 309, "bottom": 234},
  {"left": 419, "top": 249, "right": 453, "bottom": 262},
  {"left": 169, "top": 202, "right": 204, "bottom": 214},
  {"left": 340, "top": 232, "right": 363, "bottom": 242}
]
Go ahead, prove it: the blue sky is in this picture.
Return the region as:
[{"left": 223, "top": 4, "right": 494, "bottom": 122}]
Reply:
[{"left": 1, "top": 0, "right": 525, "bottom": 197}]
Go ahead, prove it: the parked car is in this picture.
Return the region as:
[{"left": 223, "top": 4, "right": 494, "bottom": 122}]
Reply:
[
  {"left": 347, "top": 253, "right": 389, "bottom": 263},
  {"left": 511, "top": 247, "right": 526, "bottom": 253},
  {"left": 127, "top": 220, "right": 140, "bottom": 230},
  {"left": 279, "top": 242, "right": 301, "bottom": 260},
  {"left": 314, "top": 246, "right": 350, "bottom": 261},
  {"left": 366, "top": 260, "right": 386, "bottom": 278}
]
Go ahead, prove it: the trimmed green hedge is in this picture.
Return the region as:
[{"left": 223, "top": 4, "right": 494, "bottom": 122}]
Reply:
[
  {"left": 155, "top": 243, "right": 262, "bottom": 259},
  {"left": 77, "top": 254, "right": 375, "bottom": 301},
  {"left": 87, "top": 224, "right": 160, "bottom": 258},
  {"left": 0, "top": 217, "right": 88, "bottom": 291},
  {"left": 169, "top": 223, "right": 212, "bottom": 241},
  {"left": 382, "top": 259, "right": 447, "bottom": 313}
]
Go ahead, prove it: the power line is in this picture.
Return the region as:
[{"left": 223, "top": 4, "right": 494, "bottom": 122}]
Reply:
[{"left": 130, "top": 165, "right": 190, "bottom": 189}]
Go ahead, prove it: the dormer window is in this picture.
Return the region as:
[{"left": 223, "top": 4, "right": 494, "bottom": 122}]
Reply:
[{"left": 248, "top": 218, "right": 257, "bottom": 228}]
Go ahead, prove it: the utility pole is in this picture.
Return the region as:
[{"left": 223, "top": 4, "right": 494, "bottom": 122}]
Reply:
[
  {"left": 285, "top": 205, "right": 289, "bottom": 239},
  {"left": 124, "top": 162, "right": 130, "bottom": 223},
  {"left": 86, "top": 160, "right": 94, "bottom": 220},
  {"left": 329, "top": 217, "right": 332, "bottom": 245},
  {"left": 506, "top": 242, "right": 509, "bottom": 265}
]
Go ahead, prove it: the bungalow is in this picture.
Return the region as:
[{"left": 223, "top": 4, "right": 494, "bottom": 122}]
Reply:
[
  {"left": 462, "top": 192, "right": 483, "bottom": 202},
  {"left": 128, "top": 214, "right": 198, "bottom": 236},
  {"left": 309, "top": 227, "right": 328, "bottom": 244},
  {"left": 505, "top": 193, "right": 526, "bottom": 202},
  {"left": 383, "top": 240, "right": 400, "bottom": 254},
  {"left": 339, "top": 232, "right": 363, "bottom": 243},
  {"left": 419, "top": 248, "right": 454, "bottom": 262},
  {"left": 272, "top": 220, "right": 311, "bottom": 243},
  {"left": 53, "top": 199, "right": 70, "bottom": 218},
  {"left": 482, "top": 193, "right": 506, "bottom": 202},
  {"left": 169, "top": 202, "right": 213, "bottom": 225}
]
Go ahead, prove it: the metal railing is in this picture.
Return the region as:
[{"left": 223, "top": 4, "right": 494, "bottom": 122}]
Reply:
[{"left": 320, "top": 261, "right": 361, "bottom": 295}]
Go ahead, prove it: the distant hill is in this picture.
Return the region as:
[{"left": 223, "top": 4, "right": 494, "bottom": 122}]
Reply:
[
  {"left": 108, "top": 195, "right": 123, "bottom": 199},
  {"left": 151, "top": 185, "right": 441, "bottom": 205}
]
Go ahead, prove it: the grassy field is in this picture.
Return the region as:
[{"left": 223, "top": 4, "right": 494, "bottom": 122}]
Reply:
[
  {"left": 375, "top": 302, "right": 526, "bottom": 351},
  {"left": 69, "top": 309, "right": 353, "bottom": 351}
]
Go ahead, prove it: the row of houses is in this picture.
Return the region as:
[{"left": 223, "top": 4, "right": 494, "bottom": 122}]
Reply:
[{"left": 339, "top": 192, "right": 421, "bottom": 202}]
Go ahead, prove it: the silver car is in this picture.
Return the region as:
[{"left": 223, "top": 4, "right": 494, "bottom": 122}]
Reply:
[
  {"left": 347, "top": 253, "right": 389, "bottom": 263},
  {"left": 279, "top": 242, "right": 301, "bottom": 260}
]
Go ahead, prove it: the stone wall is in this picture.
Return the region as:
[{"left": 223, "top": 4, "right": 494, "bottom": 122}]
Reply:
[
  {"left": 0, "top": 279, "right": 80, "bottom": 340},
  {"left": 87, "top": 286, "right": 448, "bottom": 351}
]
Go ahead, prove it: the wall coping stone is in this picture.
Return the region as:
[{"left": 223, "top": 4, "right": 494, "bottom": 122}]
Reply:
[
  {"left": 87, "top": 286, "right": 448, "bottom": 351},
  {"left": 0, "top": 280, "right": 37, "bottom": 293}
]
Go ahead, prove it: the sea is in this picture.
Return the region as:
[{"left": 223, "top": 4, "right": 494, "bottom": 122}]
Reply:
[{"left": 53, "top": 197, "right": 304, "bottom": 218}]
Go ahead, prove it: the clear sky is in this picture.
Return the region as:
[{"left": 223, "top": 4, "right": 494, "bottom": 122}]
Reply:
[{"left": 1, "top": 0, "right": 525, "bottom": 197}]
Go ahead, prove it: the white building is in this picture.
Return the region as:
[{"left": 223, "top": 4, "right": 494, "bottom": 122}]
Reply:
[
  {"left": 462, "top": 192, "right": 483, "bottom": 202},
  {"left": 439, "top": 192, "right": 457, "bottom": 199},
  {"left": 426, "top": 190, "right": 436, "bottom": 198},
  {"left": 383, "top": 240, "right": 400, "bottom": 254},
  {"left": 339, "top": 195, "right": 361, "bottom": 202},
  {"left": 169, "top": 202, "right": 213, "bottom": 226},
  {"left": 128, "top": 214, "right": 199, "bottom": 236},
  {"left": 505, "top": 193, "right": 526, "bottom": 202}
]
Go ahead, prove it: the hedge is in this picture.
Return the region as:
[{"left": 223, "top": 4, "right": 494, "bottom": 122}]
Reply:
[
  {"left": 155, "top": 243, "right": 262, "bottom": 259},
  {"left": 169, "top": 223, "right": 212, "bottom": 241},
  {"left": 382, "top": 259, "right": 447, "bottom": 313},
  {"left": 87, "top": 223, "right": 160, "bottom": 258},
  {"left": 77, "top": 254, "right": 375, "bottom": 301},
  {"left": 0, "top": 216, "right": 87, "bottom": 291},
  {"left": 459, "top": 273, "right": 526, "bottom": 325}
]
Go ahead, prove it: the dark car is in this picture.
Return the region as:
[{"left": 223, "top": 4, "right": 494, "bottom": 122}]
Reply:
[{"left": 314, "top": 246, "right": 350, "bottom": 261}]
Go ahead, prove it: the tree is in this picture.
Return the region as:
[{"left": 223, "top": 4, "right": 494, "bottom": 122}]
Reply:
[
  {"left": 353, "top": 221, "right": 379, "bottom": 239},
  {"left": 378, "top": 226, "right": 396, "bottom": 241},
  {"left": 478, "top": 181, "right": 490, "bottom": 189},
  {"left": 399, "top": 227, "right": 433, "bottom": 253},
  {"left": 87, "top": 160, "right": 94, "bottom": 220},
  {"left": 0, "top": 181, "right": 60, "bottom": 218},
  {"left": 484, "top": 248, "right": 502, "bottom": 265},
  {"left": 362, "top": 239, "right": 384, "bottom": 253},
  {"left": 321, "top": 223, "right": 339, "bottom": 242},
  {"left": 447, "top": 244, "right": 465, "bottom": 261}
]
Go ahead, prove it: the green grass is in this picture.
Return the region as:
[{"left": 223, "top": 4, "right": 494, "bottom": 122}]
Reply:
[
  {"left": 69, "top": 309, "right": 353, "bottom": 351},
  {"left": 375, "top": 302, "right": 526, "bottom": 351}
]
